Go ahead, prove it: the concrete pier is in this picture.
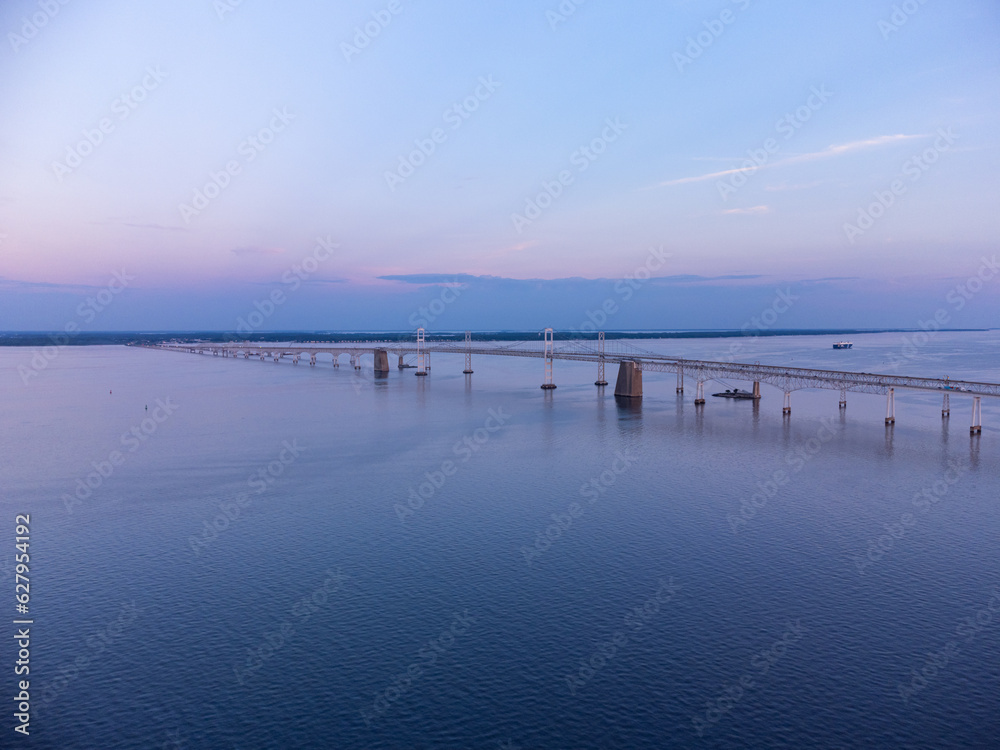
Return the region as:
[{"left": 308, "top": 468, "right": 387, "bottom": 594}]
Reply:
[
  {"left": 374, "top": 349, "right": 389, "bottom": 374},
  {"left": 614, "top": 361, "right": 642, "bottom": 399}
]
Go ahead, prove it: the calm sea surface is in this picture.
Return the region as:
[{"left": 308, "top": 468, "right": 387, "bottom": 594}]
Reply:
[{"left": 1, "top": 331, "right": 999, "bottom": 749}]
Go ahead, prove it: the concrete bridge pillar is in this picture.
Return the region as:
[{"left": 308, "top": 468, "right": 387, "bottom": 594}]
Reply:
[
  {"left": 374, "top": 349, "right": 390, "bottom": 374},
  {"left": 398, "top": 354, "right": 406, "bottom": 370},
  {"left": 694, "top": 380, "right": 705, "bottom": 405},
  {"left": 753, "top": 381, "right": 761, "bottom": 400},
  {"left": 971, "top": 396, "right": 982, "bottom": 434},
  {"left": 942, "top": 392, "right": 950, "bottom": 418},
  {"left": 885, "top": 388, "right": 895, "bottom": 425},
  {"left": 839, "top": 387, "right": 847, "bottom": 409},
  {"left": 783, "top": 391, "right": 791, "bottom": 415},
  {"left": 614, "top": 361, "right": 642, "bottom": 399},
  {"left": 676, "top": 366, "right": 684, "bottom": 394}
]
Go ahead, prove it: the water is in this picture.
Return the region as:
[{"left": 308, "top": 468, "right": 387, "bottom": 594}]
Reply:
[{"left": 1, "top": 331, "right": 998, "bottom": 749}]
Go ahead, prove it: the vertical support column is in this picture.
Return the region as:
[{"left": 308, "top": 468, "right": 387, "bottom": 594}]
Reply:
[
  {"left": 614, "top": 360, "right": 642, "bottom": 398},
  {"left": 374, "top": 349, "right": 389, "bottom": 374},
  {"left": 398, "top": 354, "right": 405, "bottom": 370},
  {"left": 942, "top": 392, "right": 950, "bottom": 418},
  {"left": 694, "top": 380, "right": 705, "bottom": 405},
  {"left": 885, "top": 388, "right": 895, "bottom": 425},
  {"left": 839, "top": 387, "right": 847, "bottom": 409},
  {"left": 595, "top": 331, "right": 607, "bottom": 386},
  {"left": 463, "top": 331, "right": 473, "bottom": 374},
  {"left": 541, "top": 327, "right": 556, "bottom": 389},
  {"left": 753, "top": 381, "right": 761, "bottom": 400},
  {"left": 426, "top": 351, "right": 431, "bottom": 371},
  {"left": 971, "top": 396, "right": 982, "bottom": 434},
  {"left": 310, "top": 354, "right": 316, "bottom": 366},
  {"left": 783, "top": 391, "right": 791, "bottom": 415},
  {"left": 676, "top": 366, "right": 684, "bottom": 394},
  {"left": 416, "top": 328, "right": 427, "bottom": 376}
]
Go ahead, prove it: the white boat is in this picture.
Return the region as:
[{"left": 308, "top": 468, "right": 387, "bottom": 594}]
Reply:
[{"left": 832, "top": 341, "right": 853, "bottom": 349}]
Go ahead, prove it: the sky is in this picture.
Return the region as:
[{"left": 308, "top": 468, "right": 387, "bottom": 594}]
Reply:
[{"left": 0, "top": 0, "right": 998, "bottom": 332}]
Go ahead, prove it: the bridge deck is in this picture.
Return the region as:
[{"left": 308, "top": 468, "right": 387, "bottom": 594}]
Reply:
[{"left": 139, "top": 341, "right": 1000, "bottom": 399}]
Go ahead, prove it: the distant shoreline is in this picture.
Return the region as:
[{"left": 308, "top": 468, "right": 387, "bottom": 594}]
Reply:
[{"left": 0, "top": 329, "right": 991, "bottom": 347}]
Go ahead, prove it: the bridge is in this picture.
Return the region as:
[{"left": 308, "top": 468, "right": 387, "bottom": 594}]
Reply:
[{"left": 139, "top": 329, "right": 997, "bottom": 434}]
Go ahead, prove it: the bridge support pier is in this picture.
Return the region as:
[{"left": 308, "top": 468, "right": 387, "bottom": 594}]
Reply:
[
  {"left": 416, "top": 328, "right": 427, "bottom": 376},
  {"left": 753, "top": 381, "right": 761, "bottom": 400},
  {"left": 694, "top": 380, "right": 705, "bottom": 405},
  {"left": 463, "top": 331, "right": 474, "bottom": 374},
  {"left": 614, "top": 361, "right": 642, "bottom": 398},
  {"left": 839, "top": 388, "right": 847, "bottom": 409},
  {"left": 942, "top": 392, "right": 950, "bottom": 418},
  {"left": 971, "top": 396, "right": 982, "bottom": 434},
  {"left": 676, "top": 366, "right": 684, "bottom": 394},
  {"left": 374, "top": 349, "right": 389, "bottom": 374},
  {"left": 595, "top": 332, "right": 607, "bottom": 386},
  {"left": 886, "top": 388, "right": 895, "bottom": 425},
  {"left": 293, "top": 356, "right": 299, "bottom": 365},
  {"left": 310, "top": 355, "right": 316, "bottom": 366},
  {"left": 399, "top": 354, "right": 406, "bottom": 370},
  {"left": 541, "top": 327, "right": 556, "bottom": 389},
  {"left": 783, "top": 391, "right": 791, "bottom": 415}
]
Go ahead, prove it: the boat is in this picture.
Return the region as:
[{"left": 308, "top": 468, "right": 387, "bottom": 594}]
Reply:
[
  {"left": 711, "top": 388, "right": 758, "bottom": 400},
  {"left": 832, "top": 341, "right": 853, "bottom": 349}
]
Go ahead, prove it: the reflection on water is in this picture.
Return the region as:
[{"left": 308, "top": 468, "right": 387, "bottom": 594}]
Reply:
[{"left": 0, "top": 331, "right": 998, "bottom": 749}]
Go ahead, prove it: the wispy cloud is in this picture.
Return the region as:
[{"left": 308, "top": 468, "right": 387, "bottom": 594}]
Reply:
[
  {"left": 653, "top": 134, "right": 927, "bottom": 188},
  {"left": 231, "top": 246, "right": 286, "bottom": 257},
  {"left": 722, "top": 205, "right": 770, "bottom": 215},
  {"left": 122, "top": 222, "right": 188, "bottom": 232}
]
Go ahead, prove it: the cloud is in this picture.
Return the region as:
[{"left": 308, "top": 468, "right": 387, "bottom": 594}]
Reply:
[
  {"left": 231, "top": 246, "right": 286, "bottom": 257},
  {"left": 378, "top": 273, "right": 480, "bottom": 285},
  {"left": 653, "top": 134, "right": 927, "bottom": 188},
  {"left": 722, "top": 205, "right": 770, "bottom": 215},
  {"left": 121, "top": 222, "right": 188, "bottom": 232}
]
